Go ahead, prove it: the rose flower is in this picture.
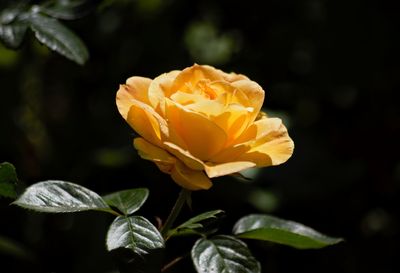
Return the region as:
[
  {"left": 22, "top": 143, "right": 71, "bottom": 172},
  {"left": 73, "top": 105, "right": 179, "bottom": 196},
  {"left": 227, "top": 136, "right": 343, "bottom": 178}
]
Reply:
[{"left": 117, "top": 64, "right": 294, "bottom": 190}]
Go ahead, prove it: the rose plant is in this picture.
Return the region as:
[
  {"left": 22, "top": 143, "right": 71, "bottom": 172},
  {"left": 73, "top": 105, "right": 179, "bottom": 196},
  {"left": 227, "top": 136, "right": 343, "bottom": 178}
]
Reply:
[{"left": 3, "top": 65, "right": 343, "bottom": 273}]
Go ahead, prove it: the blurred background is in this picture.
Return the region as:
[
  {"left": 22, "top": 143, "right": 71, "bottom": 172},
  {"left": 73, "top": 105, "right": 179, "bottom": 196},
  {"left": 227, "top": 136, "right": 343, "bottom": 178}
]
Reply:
[{"left": 1, "top": 0, "right": 399, "bottom": 272}]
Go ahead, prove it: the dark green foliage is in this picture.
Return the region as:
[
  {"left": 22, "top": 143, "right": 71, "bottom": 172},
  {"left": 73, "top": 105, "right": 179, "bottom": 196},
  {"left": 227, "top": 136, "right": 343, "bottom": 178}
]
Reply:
[
  {"left": 0, "top": 162, "right": 18, "bottom": 198},
  {"left": 107, "top": 216, "right": 165, "bottom": 273},
  {"left": 26, "top": 13, "right": 89, "bottom": 65},
  {"left": 0, "top": 0, "right": 92, "bottom": 64},
  {"left": 168, "top": 209, "right": 224, "bottom": 238},
  {"left": 191, "top": 235, "right": 261, "bottom": 273},
  {"left": 13, "top": 180, "right": 110, "bottom": 213},
  {"left": 233, "top": 214, "right": 343, "bottom": 249},
  {"left": 103, "top": 188, "right": 149, "bottom": 215}
]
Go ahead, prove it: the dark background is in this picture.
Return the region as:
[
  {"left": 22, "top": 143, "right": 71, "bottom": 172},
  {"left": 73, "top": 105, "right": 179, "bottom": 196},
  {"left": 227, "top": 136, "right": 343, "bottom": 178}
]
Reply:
[{"left": 1, "top": 0, "right": 399, "bottom": 272}]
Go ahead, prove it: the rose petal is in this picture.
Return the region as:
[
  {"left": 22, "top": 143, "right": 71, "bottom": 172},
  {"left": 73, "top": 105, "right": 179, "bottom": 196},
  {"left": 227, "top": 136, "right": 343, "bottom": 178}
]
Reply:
[
  {"left": 170, "top": 64, "right": 226, "bottom": 95},
  {"left": 186, "top": 99, "right": 225, "bottom": 117},
  {"left": 165, "top": 99, "right": 227, "bottom": 161},
  {"left": 148, "top": 70, "right": 180, "bottom": 114},
  {"left": 126, "top": 99, "right": 169, "bottom": 146},
  {"left": 171, "top": 160, "right": 212, "bottom": 190},
  {"left": 205, "top": 161, "right": 256, "bottom": 178},
  {"left": 163, "top": 142, "right": 204, "bottom": 171},
  {"left": 211, "top": 117, "right": 293, "bottom": 166},
  {"left": 116, "top": 77, "right": 152, "bottom": 119},
  {"left": 231, "top": 79, "right": 265, "bottom": 122},
  {"left": 212, "top": 104, "right": 251, "bottom": 145},
  {"left": 209, "top": 143, "right": 250, "bottom": 163},
  {"left": 234, "top": 116, "right": 283, "bottom": 144},
  {"left": 170, "top": 91, "right": 208, "bottom": 106},
  {"left": 224, "top": 72, "right": 249, "bottom": 82},
  {"left": 134, "top": 138, "right": 176, "bottom": 173},
  {"left": 236, "top": 119, "right": 294, "bottom": 166}
]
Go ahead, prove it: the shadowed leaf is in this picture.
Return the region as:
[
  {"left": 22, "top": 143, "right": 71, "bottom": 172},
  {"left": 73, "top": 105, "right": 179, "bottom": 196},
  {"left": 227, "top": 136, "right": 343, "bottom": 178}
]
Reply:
[
  {"left": 27, "top": 13, "right": 89, "bottom": 65},
  {"left": 233, "top": 214, "right": 343, "bottom": 249},
  {"left": 103, "top": 188, "right": 149, "bottom": 215},
  {"left": 36, "top": 0, "right": 99, "bottom": 20},
  {"left": 0, "top": 22, "right": 27, "bottom": 48},
  {"left": 0, "top": 162, "right": 18, "bottom": 198}
]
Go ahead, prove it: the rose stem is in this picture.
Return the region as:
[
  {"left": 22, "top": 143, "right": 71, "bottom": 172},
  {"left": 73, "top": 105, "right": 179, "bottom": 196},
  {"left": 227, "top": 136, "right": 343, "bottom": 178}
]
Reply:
[
  {"left": 161, "top": 254, "right": 188, "bottom": 272},
  {"left": 161, "top": 188, "right": 191, "bottom": 238}
]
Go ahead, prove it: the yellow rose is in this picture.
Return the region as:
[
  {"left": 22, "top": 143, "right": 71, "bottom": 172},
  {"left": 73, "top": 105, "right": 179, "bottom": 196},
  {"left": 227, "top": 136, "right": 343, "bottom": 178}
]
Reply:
[{"left": 116, "top": 64, "right": 294, "bottom": 190}]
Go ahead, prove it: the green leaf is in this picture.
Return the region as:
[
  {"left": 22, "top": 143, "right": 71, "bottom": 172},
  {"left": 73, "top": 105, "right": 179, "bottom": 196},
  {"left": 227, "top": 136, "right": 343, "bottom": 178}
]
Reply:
[
  {"left": 13, "top": 180, "right": 111, "bottom": 213},
  {"left": 0, "top": 22, "right": 27, "bottom": 48},
  {"left": 26, "top": 13, "right": 89, "bottom": 65},
  {"left": 103, "top": 188, "right": 149, "bottom": 215},
  {"left": 107, "top": 217, "right": 164, "bottom": 273},
  {"left": 107, "top": 215, "right": 164, "bottom": 253},
  {"left": 0, "top": 162, "right": 18, "bottom": 199},
  {"left": 233, "top": 214, "right": 343, "bottom": 249},
  {"left": 178, "top": 210, "right": 224, "bottom": 229},
  {"left": 191, "top": 235, "right": 261, "bottom": 273},
  {"left": 169, "top": 210, "right": 224, "bottom": 237},
  {"left": 36, "top": 0, "right": 98, "bottom": 20}
]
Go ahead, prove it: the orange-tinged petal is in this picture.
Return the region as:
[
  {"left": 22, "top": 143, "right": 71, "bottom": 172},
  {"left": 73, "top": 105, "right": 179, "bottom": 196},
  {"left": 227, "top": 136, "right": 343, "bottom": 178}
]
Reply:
[
  {"left": 165, "top": 99, "right": 227, "bottom": 161},
  {"left": 171, "top": 161, "right": 212, "bottom": 190},
  {"left": 170, "top": 64, "right": 225, "bottom": 95},
  {"left": 170, "top": 91, "right": 208, "bottom": 106},
  {"left": 116, "top": 77, "right": 152, "bottom": 119},
  {"left": 134, "top": 138, "right": 176, "bottom": 173},
  {"left": 163, "top": 142, "right": 204, "bottom": 171},
  {"left": 212, "top": 104, "right": 251, "bottom": 145},
  {"left": 126, "top": 99, "right": 168, "bottom": 147},
  {"left": 236, "top": 121, "right": 294, "bottom": 166},
  {"left": 224, "top": 72, "right": 249, "bottom": 82},
  {"left": 204, "top": 161, "right": 256, "bottom": 178},
  {"left": 211, "top": 117, "right": 293, "bottom": 165},
  {"left": 210, "top": 143, "right": 250, "bottom": 163},
  {"left": 148, "top": 70, "right": 180, "bottom": 114},
  {"left": 186, "top": 99, "right": 225, "bottom": 117},
  {"left": 234, "top": 116, "right": 283, "bottom": 144},
  {"left": 231, "top": 79, "right": 265, "bottom": 122}
]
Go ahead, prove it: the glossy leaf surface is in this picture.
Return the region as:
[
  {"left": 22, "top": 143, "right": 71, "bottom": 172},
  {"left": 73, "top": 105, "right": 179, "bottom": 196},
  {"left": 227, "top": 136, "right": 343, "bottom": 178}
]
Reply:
[
  {"left": 169, "top": 210, "right": 224, "bottom": 237},
  {"left": 233, "top": 214, "right": 343, "bottom": 249},
  {"left": 177, "top": 210, "right": 224, "bottom": 229},
  {"left": 106, "top": 216, "right": 164, "bottom": 254},
  {"left": 103, "top": 188, "right": 149, "bottom": 215},
  {"left": 13, "top": 180, "right": 110, "bottom": 213},
  {"left": 36, "top": 0, "right": 98, "bottom": 20},
  {"left": 27, "top": 13, "right": 89, "bottom": 65},
  {"left": 191, "top": 235, "right": 261, "bottom": 273}
]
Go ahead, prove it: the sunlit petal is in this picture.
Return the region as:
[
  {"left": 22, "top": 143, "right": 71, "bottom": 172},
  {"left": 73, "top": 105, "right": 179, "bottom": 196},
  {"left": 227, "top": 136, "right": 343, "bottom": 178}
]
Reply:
[
  {"left": 165, "top": 99, "right": 227, "bottom": 161},
  {"left": 126, "top": 99, "right": 169, "bottom": 146},
  {"left": 170, "top": 64, "right": 226, "bottom": 95},
  {"left": 116, "top": 77, "right": 152, "bottom": 119},
  {"left": 231, "top": 79, "right": 265, "bottom": 122},
  {"left": 212, "top": 104, "right": 251, "bottom": 145},
  {"left": 163, "top": 142, "right": 204, "bottom": 171},
  {"left": 171, "top": 161, "right": 212, "bottom": 190},
  {"left": 134, "top": 138, "right": 176, "bottom": 173},
  {"left": 236, "top": 120, "right": 294, "bottom": 166},
  {"left": 148, "top": 70, "right": 180, "bottom": 114},
  {"left": 234, "top": 116, "right": 283, "bottom": 144},
  {"left": 205, "top": 161, "right": 256, "bottom": 178}
]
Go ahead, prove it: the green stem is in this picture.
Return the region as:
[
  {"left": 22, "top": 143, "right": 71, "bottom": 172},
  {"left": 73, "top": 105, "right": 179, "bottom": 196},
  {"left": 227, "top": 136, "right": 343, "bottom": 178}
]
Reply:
[{"left": 161, "top": 188, "right": 191, "bottom": 238}]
